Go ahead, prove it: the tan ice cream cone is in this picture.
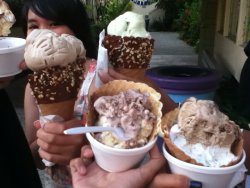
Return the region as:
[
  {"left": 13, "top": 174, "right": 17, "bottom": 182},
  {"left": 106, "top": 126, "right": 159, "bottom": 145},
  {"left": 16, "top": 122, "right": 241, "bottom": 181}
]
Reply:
[
  {"left": 28, "top": 62, "right": 84, "bottom": 121},
  {"left": 87, "top": 80, "right": 162, "bottom": 142},
  {"left": 39, "top": 99, "right": 76, "bottom": 121},
  {"left": 25, "top": 29, "right": 86, "bottom": 122},
  {"left": 161, "top": 108, "right": 244, "bottom": 167}
]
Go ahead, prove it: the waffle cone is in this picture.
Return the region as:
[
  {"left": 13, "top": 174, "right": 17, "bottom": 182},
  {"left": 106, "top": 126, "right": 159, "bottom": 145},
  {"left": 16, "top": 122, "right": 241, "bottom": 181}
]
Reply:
[
  {"left": 87, "top": 80, "right": 162, "bottom": 141},
  {"left": 39, "top": 99, "right": 76, "bottom": 121},
  {"left": 161, "top": 109, "right": 244, "bottom": 167}
]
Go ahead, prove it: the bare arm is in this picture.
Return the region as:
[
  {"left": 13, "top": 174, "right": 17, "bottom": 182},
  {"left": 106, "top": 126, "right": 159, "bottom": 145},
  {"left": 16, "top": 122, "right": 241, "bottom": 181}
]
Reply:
[{"left": 24, "top": 83, "right": 44, "bottom": 169}]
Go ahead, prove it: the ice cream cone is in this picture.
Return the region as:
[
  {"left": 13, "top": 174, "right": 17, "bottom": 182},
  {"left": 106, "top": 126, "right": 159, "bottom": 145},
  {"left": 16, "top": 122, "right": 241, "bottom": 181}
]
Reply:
[
  {"left": 87, "top": 80, "right": 162, "bottom": 142},
  {"left": 25, "top": 29, "right": 86, "bottom": 121},
  {"left": 161, "top": 107, "right": 244, "bottom": 167},
  {"left": 102, "top": 35, "right": 154, "bottom": 82},
  {"left": 102, "top": 35, "right": 154, "bottom": 69},
  {"left": 101, "top": 12, "right": 155, "bottom": 86},
  {"left": 39, "top": 99, "right": 76, "bottom": 121},
  {"left": 28, "top": 61, "right": 84, "bottom": 121}
]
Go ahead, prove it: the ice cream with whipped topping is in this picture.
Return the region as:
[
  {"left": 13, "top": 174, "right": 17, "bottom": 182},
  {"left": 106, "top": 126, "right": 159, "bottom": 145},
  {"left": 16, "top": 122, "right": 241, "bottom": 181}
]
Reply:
[
  {"left": 102, "top": 11, "right": 154, "bottom": 80},
  {"left": 25, "top": 29, "right": 86, "bottom": 120},
  {"left": 87, "top": 80, "right": 162, "bottom": 149},
  {"left": 162, "top": 97, "right": 243, "bottom": 167},
  {"left": 0, "top": 0, "right": 15, "bottom": 36},
  {"left": 107, "top": 11, "right": 150, "bottom": 38}
]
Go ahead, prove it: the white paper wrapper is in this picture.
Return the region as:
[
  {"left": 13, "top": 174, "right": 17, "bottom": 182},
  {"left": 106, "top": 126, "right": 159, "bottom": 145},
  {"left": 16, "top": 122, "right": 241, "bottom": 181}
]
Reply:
[
  {"left": 74, "top": 63, "right": 96, "bottom": 117},
  {"left": 39, "top": 115, "right": 65, "bottom": 167},
  {"left": 95, "top": 30, "right": 108, "bottom": 88}
]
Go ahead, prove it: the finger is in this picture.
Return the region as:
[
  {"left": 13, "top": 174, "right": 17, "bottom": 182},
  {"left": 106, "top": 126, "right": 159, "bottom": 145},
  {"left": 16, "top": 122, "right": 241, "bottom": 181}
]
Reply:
[
  {"left": 80, "top": 145, "right": 94, "bottom": 167},
  {"left": 148, "top": 173, "right": 189, "bottom": 188},
  {"left": 43, "top": 119, "right": 83, "bottom": 133},
  {"left": 108, "top": 68, "right": 129, "bottom": 80},
  {"left": 37, "top": 128, "right": 83, "bottom": 145},
  {"left": 33, "top": 120, "right": 41, "bottom": 129},
  {"left": 70, "top": 158, "right": 87, "bottom": 175},
  {"left": 37, "top": 138, "right": 78, "bottom": 154},
  {"left": 38, "top": 148, "right": 72, "bottom": 165},
  {"left": 19, "top": 60, "right": 27, "bottom": 70},
  {"left": 107, "top": 68, "right": 132, "bottom": 81},
  {"left": 98, "top": 69, "right": 115, "bottom": 83},
  {"left": 140, "top": 145, "right": 166, "bottom": 178},
  {"left": 81, "top": 145, "right": 94, "bottom": 158}
]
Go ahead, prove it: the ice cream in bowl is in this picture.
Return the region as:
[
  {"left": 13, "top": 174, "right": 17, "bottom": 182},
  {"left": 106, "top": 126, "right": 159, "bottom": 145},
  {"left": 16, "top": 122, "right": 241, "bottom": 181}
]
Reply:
[
  {"left": 0, "top": 0, "right": 25, "bottom": 77},
  {"left": 86, "top": 80, "right": 162, "bottom": 172},
  {"left": 161, "top": 97, "right": 246, "bottom": 188},
  {"left": 0, "top": 37, "right": 25, "bottom": 77}
]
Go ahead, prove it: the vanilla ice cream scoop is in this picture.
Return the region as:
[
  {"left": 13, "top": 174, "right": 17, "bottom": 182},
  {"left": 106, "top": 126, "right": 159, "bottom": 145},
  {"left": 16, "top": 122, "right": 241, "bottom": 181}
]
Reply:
[
  {"left": 107, "top": 11, "right": 150, "bottom": 38},
  {"left": 24, "top": 29, "right": 86, "bottom": 71}
]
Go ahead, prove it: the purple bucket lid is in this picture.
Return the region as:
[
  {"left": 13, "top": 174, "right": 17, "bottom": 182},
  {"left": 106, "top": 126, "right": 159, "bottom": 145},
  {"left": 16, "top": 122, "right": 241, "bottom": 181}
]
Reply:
[{"left": 145, "top": 66, "right": 221, "bottom": 91}]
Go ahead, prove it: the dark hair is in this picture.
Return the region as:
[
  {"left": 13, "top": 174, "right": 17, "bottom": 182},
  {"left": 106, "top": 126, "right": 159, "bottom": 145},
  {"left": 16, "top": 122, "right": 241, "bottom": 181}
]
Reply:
[{"left": 21, "top": 0, "right": 97, "bottom": 59}]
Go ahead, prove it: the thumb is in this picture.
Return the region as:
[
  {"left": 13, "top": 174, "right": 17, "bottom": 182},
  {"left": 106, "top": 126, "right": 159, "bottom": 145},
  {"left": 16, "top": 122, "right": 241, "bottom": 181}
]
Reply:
[{"left": 19, "top": 60, "right": 27, "bottom": 70}]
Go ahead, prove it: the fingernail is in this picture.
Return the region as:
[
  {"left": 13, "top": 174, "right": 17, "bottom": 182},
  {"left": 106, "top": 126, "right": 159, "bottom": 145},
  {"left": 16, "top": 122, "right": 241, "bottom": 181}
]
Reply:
[
  {"left": 19, "top": 62, "right": 26, "bottom": 70},
  {"left": 33, "top": 120, "right": 41, "bottom": 129},
  {"left": 189, "top": 180, "right": 202, "bottom": 188}
]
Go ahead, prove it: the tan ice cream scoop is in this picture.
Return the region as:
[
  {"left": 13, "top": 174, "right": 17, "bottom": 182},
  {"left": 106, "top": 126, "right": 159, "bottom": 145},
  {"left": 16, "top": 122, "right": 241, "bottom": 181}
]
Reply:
[
  {"left": 0, "top": 0, "right": 15, "bottom": 36},
  {"left": 161, "top": 97, "right": 243, "bottom": 167},
  {"left": 25, "top": 29, "right": 86, "bottom": 71}
]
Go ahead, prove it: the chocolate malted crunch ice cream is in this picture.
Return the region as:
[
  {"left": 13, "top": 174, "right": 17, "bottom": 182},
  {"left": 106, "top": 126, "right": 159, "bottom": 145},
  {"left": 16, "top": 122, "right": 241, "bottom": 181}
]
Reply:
[
  {"left": 162, "top": 97, "right": 243, "bottom": 167},
  {"left": 87, "top": 80, "right": 163, "bottom": 149}
]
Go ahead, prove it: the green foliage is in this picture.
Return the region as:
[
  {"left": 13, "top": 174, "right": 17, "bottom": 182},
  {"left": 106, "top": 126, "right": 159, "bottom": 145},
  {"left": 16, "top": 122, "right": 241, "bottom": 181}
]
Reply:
[
  {"left": 96, "top": 0, "right": 133, "bottom": 30},
  {"left": 150, "top": 18, "right": 168, "bottom": 31},
  {"left": 214, "top": 76, "right": 250, "bottom": 130},
  {"left": 174, "top": 0, "right": 201, "bottom": 49},
  {"left": 155, "top": 0, "right": 185, "bottom": 30}
]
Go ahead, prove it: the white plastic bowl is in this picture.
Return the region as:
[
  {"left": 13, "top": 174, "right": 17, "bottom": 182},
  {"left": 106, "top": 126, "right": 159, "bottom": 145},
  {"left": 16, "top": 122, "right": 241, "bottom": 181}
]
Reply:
[
  {"left": 162, "top": 144, "right": 246, "bottom": 188},
  {"left": 0, "top": 37, "right": 26, "bottom": 77},
  {"left": 86, "top": 132, "right": 157, "bottom": 172}
]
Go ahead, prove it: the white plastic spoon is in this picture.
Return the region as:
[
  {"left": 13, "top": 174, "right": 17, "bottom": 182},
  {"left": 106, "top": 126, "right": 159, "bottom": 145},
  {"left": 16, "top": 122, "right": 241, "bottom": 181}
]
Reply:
[{"left": 64, "top": 126, "right": 130, "bottom": 141}]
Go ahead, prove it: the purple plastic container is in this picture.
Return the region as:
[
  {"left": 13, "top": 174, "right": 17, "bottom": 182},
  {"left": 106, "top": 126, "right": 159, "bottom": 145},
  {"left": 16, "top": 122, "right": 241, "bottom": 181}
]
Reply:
[{"left": 145, "top": 66, "right": 221, "bottom": 103}]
